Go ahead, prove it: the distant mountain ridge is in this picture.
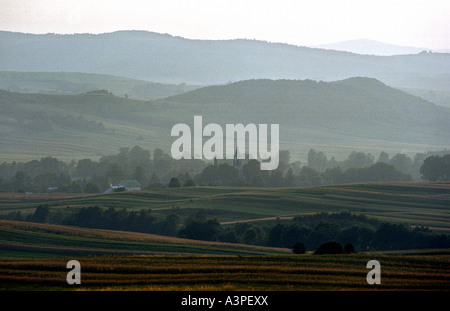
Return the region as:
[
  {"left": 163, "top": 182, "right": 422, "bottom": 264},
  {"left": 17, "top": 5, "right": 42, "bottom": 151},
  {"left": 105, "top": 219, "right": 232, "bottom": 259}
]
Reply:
[
  {"left": 313, "top": 39, "right": 431, "bottom": 56},
  {"left": 0, "top": 30, "right": 449, "bottom": 92}
]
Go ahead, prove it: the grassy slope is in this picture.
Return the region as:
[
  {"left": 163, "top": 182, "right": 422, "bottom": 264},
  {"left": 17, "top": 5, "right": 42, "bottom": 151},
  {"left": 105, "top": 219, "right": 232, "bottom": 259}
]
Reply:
[
  {"left": 0, "top": 219, "right": 290, "bottom": 258},
  {"left": 0, "top": 182, "right": 449, "bottom": 290},
  {"left": 0, "top": 182, "right": 449, "bottom": 231},
  {"left": 0, "top": 90, "right": 170, "bottom": 162},
  {"left": 0, "top": 218, "right": 448, "bottom": 290},
  {"left": 1, "top": 78, "right": 450, "bottom": 163},
  {"left": 161, "top": 78, "right": 450, "bottom": 160}
]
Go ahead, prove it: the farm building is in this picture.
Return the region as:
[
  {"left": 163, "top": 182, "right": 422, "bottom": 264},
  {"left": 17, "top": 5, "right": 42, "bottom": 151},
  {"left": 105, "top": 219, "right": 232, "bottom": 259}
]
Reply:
[{"left": 104, "top": 180, "right": 142, "bottom": 193}]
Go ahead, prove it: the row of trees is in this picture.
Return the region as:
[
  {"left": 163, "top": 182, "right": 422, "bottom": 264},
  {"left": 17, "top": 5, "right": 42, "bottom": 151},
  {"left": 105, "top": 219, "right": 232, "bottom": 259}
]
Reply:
[
  {"left": 16, "top": 111, "right": 107, "bottom": 133},
  {"left": 6, "top": 204, "right": 180, "bottom": 237},
  {"left": 0, "top": 146, "right": 448, "bottom": 193},
  {"left": 216, "top": 211, "right": 449, "bottom": 252},
  {"left": 185, "top": 160, "right": 412, "bottom": 188},
  {"left": 3, "top": 207, "right": 448, "bottom": 252},
  {"left": 307, "top": 149, "right": 450, "bottom": 181}
]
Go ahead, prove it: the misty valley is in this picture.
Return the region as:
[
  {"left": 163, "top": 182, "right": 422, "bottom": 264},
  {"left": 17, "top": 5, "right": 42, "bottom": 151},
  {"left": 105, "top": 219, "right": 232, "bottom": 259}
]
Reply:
[{"left": 0, "top": 30, "right": 449, "bottom": 292}]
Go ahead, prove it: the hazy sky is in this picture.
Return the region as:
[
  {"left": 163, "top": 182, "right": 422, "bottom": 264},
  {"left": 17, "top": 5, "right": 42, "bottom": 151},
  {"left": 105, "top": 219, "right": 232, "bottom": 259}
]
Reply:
[{"left": 1, "top": 0, "right": 449, "bottom": 49}]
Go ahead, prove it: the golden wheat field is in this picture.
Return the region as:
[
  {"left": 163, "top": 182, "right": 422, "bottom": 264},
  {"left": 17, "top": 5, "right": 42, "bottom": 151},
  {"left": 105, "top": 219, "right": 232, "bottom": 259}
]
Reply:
[{"left": 0, "top": 254, "right": 449, "bottom": 291}]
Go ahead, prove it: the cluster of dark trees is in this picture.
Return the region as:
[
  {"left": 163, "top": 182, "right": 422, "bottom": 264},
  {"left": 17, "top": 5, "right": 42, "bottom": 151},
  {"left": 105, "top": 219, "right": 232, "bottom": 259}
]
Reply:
[
  {"left": 191, "top": 159, "right": 412, "bottom": 188},
  {"left": 63, "top": 206, "right": 180, "bottom": 236},
  {"left": 214, "top": 211, "right": 450, "bottom": 252},
  {"left": 306, "top": 149, "right": 449, "bottom": 181},
  {"left": 5, "top": 204, "right": 180, "bottom": 237},
  {"left": 306, "top": 241, "right": 355, "bottom": 255},
  {"left": 420, "top": 154, "right": 450, "bottom": 181},
  {"left": 0, "top": 146, "right": 201, "bottom": 193},
  {"left": 7, "top": 206, "right": 447, "bottom": 253},
  {"left": 263, "top": 213, "right": 450, "bottom": 252},
  {"left": 0, "top": 146, "right": 448, "bottom": 193}
]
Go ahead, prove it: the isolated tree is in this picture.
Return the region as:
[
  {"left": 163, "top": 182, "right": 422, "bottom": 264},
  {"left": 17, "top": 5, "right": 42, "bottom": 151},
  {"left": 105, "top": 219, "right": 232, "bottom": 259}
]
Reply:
[
  {"left": 292, "top": 242, "right": 307, "bottom": 254},
  {"left": 344, "top": 243, "right": 356, "bottom": 254},
  {"left": 314, "top": 241, "right": 344, "bottom": 255}
]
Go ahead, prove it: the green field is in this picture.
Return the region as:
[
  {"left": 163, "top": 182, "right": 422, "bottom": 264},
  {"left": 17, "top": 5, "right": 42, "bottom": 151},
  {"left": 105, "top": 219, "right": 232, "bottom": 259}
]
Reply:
[
  {"left": 1, "top": 182, "right": 449, "bottom": 231},
  {"left": 1, "top": 182, "right": 449, "bottom": 291}
]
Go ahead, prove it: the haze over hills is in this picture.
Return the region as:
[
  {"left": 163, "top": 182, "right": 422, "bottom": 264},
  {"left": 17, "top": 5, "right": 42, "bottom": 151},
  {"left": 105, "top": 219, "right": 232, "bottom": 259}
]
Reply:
[
  {"left": 161, "top": 78, "right": 450, "bottom": 156},
  {"left": 0, "top": 71, "right": 199, "bottom": 100},
  {"left": 313, "top": 39, "right": 435, "bottom": 56},
  {"left": 0, "top": 30, "right": 449, "bottom": 92},
  {"left": 1, "top": 77, "right": 448, "bottom": 162}
]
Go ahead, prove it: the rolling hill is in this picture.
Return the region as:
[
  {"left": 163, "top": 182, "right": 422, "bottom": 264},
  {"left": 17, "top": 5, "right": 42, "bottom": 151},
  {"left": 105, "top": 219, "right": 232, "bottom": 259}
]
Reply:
[
  {"left": 0, "top": 223, "right": 448, "bottom": 291},
  {"left": 0, "top": 219, "right": 290, "bottom": 257},
  {"left": 160, "top": 78, "right": 450, "bottom": 159},
  {"left": 1, "top": 183, "right": 449, "bottom": 290},
  {"left": 1, "top": 77, "right": 449, "bottom": 162},
  {"left": 0, "top": 30, "right": 449, "bottom": 91},
  {"left": 1, "top": 182, "right": 449, "bottom": 232},
  {"left": 0, "top": 71, "right": 199, "bottom": 100},
  {"left": 313, "top": 39, "right": 429, "bottom": 56}
]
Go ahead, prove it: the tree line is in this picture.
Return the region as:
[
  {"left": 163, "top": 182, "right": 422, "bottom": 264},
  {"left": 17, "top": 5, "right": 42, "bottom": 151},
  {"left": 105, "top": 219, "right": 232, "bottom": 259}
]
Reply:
[
  {"left": 3, "top": 207, "right": 448, "bottom": 253},
  {"left": 0, "top": 146, "right": 448, "bottom": 193}
]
